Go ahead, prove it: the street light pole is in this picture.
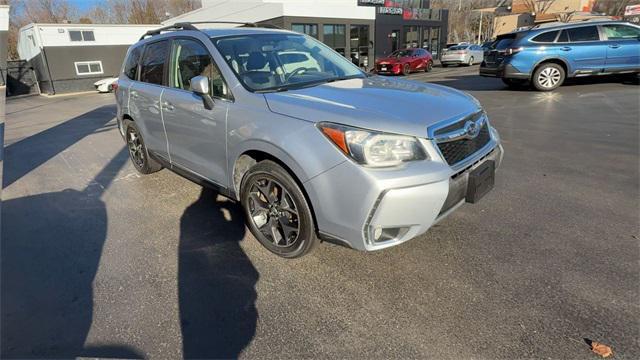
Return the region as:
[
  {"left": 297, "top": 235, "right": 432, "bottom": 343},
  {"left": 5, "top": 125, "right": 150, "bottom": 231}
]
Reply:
[{"left": 478, "top": 10, "right": 483, "bottom": 44}]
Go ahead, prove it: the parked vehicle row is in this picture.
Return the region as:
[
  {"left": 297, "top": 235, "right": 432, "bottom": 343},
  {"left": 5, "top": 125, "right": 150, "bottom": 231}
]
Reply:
[
  {"left": 116, "top": 24, "right": 502, "bottom": 258},
  {"left": 480, "top": 20, "right": 640, "bottom": 91}
]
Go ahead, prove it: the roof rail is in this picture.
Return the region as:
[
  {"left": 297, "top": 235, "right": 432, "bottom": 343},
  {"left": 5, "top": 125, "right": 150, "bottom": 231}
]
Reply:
[{"left": 139, "top": 21, "right": 282, "bottom": 40}]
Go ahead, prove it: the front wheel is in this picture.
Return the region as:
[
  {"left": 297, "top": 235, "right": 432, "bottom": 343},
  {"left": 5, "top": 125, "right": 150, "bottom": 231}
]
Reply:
[
  {"left": 402, "top": 64, "right": 411, "bottom": 76},
  {"left": 241, "top": 160, "right": 318, "bottom": 258},
  {"left": 425, "top": 60, "right": 433, "bottom": 72},
  {"left": 467, "top": 57, "right": 475, "bottom": 66},
  {"left": 532, "top": 63, "right": 565, "bottom": 91}
]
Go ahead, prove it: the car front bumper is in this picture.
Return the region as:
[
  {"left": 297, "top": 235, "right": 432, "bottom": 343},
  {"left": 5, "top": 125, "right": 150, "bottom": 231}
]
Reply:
[{"left": 304, "top": 130, "right": 503, "bottom": 251}]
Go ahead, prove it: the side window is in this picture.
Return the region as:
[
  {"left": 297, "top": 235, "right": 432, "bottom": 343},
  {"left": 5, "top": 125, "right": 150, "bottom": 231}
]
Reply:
[
  {"left": 602, "top": 25, "right": 640, "bottom": 40},
  {"left": 140, "top": 40, "right": 169, "bottom": 85},
  {"left": 567, "top": 26, "right": 600, "bottom": 42},
  {"left": 532, "top": 31, "right": 558, "bottom": 43},
  {"left": 557, "top": 30, "right": 569, "bottom": 43},
  {"left": 124, "top": 46, "right": 142, "bottom": 80},
  {"left": 170, "top": 38, "right": 230, "bottom": 99}
]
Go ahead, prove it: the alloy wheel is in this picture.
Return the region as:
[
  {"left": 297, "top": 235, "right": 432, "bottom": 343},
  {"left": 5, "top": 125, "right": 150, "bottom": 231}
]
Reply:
[
  {"left": 537, "top": 67, "right": 562, "bottom": 89},
  {"left": 127, "top": 128, "right": 145, "bottom": 168},
  {"left": 247, "top": 177, "right": 300, "bottom": 247}
]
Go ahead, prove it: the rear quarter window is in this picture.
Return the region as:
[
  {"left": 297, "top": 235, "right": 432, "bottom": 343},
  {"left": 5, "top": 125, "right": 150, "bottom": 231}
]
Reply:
[
  {"left": 124, "top": 46, "right": 142, "bottom": 80},
  {"left": 531, "top": 31, "right": 559, "bottom": 43}
]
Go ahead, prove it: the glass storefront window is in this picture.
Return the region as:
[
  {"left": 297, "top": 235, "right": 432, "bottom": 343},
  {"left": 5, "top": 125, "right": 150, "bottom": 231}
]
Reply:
[
  {"left": 292, "top": 23, "right": 318, "bottom": 39},
  {"left": 403, "top": 25, "right": 419, "bottom": 48},
  {"left": 323, "top": 24, "right": 346, "bottom": 56},
  {"left": 350, "top": 24, "right": 369, "bottom": 68}
]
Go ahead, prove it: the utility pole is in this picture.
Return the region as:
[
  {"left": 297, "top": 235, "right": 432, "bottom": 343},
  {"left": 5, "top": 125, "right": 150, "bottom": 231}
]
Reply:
[{"left": 478, "top": 10, "right": 483, "bottom": 44}]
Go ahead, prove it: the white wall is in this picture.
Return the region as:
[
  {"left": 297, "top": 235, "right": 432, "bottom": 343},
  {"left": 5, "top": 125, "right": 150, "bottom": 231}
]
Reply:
[
  {"left": 0, "top": 5, "right": 9, "bottom": 31},
  {"left": 168, "top": 0, "right": 374, "bottom": 25},
  {"left": 35, "top": 24, "right": 160, "bottom": 47},
  {"left": 17, "top": 27, "right": 40, "bottom": 61}
]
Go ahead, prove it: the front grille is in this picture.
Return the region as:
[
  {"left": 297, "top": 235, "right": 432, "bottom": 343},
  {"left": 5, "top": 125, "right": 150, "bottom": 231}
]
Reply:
[{"left": 437, "top": 122, "right": 491, "bottom": 165}]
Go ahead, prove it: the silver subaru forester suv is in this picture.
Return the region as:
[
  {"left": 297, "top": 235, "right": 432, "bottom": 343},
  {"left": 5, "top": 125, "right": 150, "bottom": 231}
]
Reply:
[{"left": 115, "top": 23, "right": 504, "bottom": 258}]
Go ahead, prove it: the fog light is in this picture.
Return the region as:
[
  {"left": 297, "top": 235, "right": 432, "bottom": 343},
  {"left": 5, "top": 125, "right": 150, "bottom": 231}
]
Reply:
[{"left": 373, "top": 226, "right": 383, "bottom": 241}]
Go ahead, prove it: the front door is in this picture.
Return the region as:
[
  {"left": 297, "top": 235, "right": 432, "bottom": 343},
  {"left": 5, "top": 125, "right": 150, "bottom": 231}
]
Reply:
[
  {"left": 601, "top": 24, "right": 640, "bottom": 72},
  {"left": 161, "top": 38, "right": 232, "bottom": 187}
]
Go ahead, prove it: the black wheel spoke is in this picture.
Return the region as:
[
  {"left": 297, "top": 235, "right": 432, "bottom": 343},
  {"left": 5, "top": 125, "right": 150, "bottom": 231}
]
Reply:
[{"left": 278, "top": 215, "right": 298, "bottom": 245}]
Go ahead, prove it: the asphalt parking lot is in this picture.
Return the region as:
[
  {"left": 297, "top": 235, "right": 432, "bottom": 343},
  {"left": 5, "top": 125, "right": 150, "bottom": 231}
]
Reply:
[{"left": 2, "top": 67, "right": 638, "bottom": 358}]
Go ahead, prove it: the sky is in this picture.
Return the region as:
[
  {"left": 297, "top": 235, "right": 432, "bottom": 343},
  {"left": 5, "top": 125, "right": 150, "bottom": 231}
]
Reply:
[{"left": 69, "top": 0, "right": 102, "bottom": 11}]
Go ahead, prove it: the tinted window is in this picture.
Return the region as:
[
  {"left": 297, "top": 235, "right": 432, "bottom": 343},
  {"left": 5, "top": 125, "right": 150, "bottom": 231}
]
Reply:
[
  {"left": 603, "top": 24, "right": 640, "bottom": 40},
  {"left": 170, "top": 38, "right": 229, "bottom": 99},
  {"left": 124, "top": 46, "right": 142, "bottom": 80},
  {"left": 82, "top": 30, "right": 95, "bottom": 41},
  {"left": 532, "top": 31, "right": 558, "bottom": 43},
  {"left": 449, "top": 45, "right": 469, "bottom": 50},
  {"left": 494, "top": 34, "right": 517, "bottom": 50},
  {"left": 557, "top": 30, "right": 569, "bottom": 42},
  {"left": 291, "top": 23, "right": 318, "bottom": 39},
  {"left": 567, "top": 26, "right": 599, "bottom": 42},
  {"left": 140, "top": 40, "right": 169, "bottom": 85},
  {"left": 69, "top": 30, "right": 82, "bottom": 41}
]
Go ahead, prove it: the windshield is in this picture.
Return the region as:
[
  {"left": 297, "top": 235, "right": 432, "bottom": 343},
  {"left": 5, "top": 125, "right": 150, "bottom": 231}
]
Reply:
[
  {"left": 213, "top": 33, "right": 365, "bottom": 92},
  {"left": 390, "top": 49, "right": 413, "bottom": 57}
]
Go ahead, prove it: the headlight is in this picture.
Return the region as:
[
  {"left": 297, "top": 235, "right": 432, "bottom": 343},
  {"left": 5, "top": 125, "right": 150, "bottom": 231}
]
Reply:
[{"left": 318, "top": 123, "right": 428, "bottom": 167}]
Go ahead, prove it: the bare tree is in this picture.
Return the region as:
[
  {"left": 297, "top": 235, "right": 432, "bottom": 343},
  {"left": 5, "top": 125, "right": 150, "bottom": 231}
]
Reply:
[{"left": 522, "top": 0, "right": 557, "bottom": 15}]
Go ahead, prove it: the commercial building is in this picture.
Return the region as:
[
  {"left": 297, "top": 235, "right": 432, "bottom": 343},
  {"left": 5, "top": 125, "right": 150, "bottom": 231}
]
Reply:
[
  {"left": 163, "top": 0, "right": 448, "bottom": 68},
  {"left": 1, "top": 4, "right": 9, "bottom": 86},
  {"left": 17, "top": 23, "right": 158, "bottom": 94}
]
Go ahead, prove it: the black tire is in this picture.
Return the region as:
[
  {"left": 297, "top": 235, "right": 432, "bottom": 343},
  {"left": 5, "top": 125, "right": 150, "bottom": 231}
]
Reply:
[
  {"left": 123, "top": 120, "right": 162, "bottom": 174},
  {"left": 442, "top": 63, "right": 449, "bottom": 68},
  {"left": 240, "top": 160, "right": 318, "bottom": 258},
  {"left": 402, "top": 64, "right": 411, "bottom": 76},
  {"left": 425, "top": 60, "right": 433, "bottom": 72},
  {"left": 532, "top": 62, "right": 565, "bottom": 91},
  {"left": 468, "top": 56, "right": 474, "bottom": 66},
  {"left": 502, "top": 78, "right": 528, "bottom": 89}
]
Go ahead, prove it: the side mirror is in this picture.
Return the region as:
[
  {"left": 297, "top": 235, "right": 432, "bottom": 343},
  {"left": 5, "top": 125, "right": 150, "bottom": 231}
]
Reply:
[{"left": 190, "top": 75, "right": 215, "bottom": 110}]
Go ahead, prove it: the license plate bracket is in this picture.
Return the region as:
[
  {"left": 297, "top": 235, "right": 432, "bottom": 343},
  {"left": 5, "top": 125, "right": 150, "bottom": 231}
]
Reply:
[{"left": 466, "top": 160, "right": 495, "bottom": 203}]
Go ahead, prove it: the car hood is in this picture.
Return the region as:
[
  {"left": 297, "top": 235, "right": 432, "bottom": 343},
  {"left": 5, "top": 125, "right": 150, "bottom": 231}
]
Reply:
[{"left": 264, "top": 76, "right": 480, "bottom": 138}]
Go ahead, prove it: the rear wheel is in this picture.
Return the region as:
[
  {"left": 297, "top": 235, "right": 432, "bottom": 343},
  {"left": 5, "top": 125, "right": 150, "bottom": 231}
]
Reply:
[
  {"left": 442, "top": 63, "right": 449, "bottom": 68},
  {"left": 124, "top": 120, "right": 162, "bottom": 174},
  {"left": 241, "top": 160, "right": 318, "bottom": 258},
  {"left": 402, "top": 64, "right": 411, "bottom": 76},
  {"left": 532, "top": 63, "right": 565, "bottom": 91}
]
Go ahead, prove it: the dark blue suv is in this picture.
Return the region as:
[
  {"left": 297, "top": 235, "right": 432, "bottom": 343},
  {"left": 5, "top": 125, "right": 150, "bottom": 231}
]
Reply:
[{"left": 480, "top": 21, "right": 640, "bottom": 91}]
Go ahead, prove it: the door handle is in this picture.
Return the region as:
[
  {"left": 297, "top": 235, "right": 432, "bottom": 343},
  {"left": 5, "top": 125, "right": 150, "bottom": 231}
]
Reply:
[
  {"left": 130, "top": 91, "right": 139, "bottom": 98},
  {"left": 608, "top": 44, "right": 620, "bottom": 49},
  {"left": 560, "top": 46, "right": 572, "bottom": 51},
  {"left": 162, "top": 101, "right": 175, "bottom": 111}
]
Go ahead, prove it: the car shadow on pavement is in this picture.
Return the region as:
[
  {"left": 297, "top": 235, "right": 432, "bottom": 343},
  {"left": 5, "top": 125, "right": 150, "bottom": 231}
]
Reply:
[
  {"left": 1, "top": 147, "right": 144, "bottom": 358},
  {"left": 2, "top": 104, "right": 117, "bottom": 188},
  {"left": 178, "top": 188, "right": 259, "bottom": 359}
]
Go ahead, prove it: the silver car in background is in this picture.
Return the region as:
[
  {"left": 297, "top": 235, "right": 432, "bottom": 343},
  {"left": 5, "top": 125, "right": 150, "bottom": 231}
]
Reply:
[
  {"left": 441, "top": 44, "right": 485, "bottom": 67},
  {"left": 115, "top": 23, "right": 503, "bottom": 258}
]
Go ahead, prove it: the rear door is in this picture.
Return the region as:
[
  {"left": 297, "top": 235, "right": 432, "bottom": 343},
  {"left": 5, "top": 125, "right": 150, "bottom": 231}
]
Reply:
[
  {"left": 558, "top": 25, "right": 606, "bottom": 73},
  {"left": 130, "top": 40, "right": 170, "bottom": 159},
  {"left": 601, "top": 23, "right": 640, "bottom": 72},
  {"left": 161, "top": 37, "right": 231, "bottom": 186}
]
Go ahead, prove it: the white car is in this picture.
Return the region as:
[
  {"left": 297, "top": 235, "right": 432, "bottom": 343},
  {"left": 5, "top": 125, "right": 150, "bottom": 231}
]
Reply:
[
  {"left": 441, "top": 45, "right": 485, "bottom": 67},
  {"left": 93, "top": 77, "right": 118, "bottom": 93}
]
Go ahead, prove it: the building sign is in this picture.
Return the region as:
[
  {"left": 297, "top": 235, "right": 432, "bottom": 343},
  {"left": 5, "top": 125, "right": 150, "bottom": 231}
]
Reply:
[
  {"left": 625, "top": 4, "right": 640, "bottom": 16},
  {"left": 402, "top": 8, "right": 440, "bottom": 20},
  {"left": 378, "top": 6, "right": 403, "bottom": 15},
  {"left": 357, "top": 0, "right": 386, "bottom": 6}
]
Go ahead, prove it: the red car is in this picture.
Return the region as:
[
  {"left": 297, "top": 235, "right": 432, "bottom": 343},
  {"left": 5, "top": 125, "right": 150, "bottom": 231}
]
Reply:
[{"left": 375, "top": 48, "right": 433, "bottom": 76}]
